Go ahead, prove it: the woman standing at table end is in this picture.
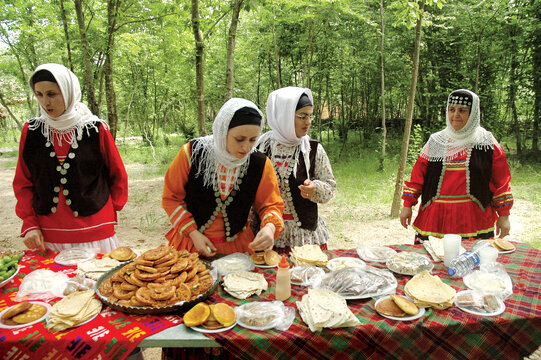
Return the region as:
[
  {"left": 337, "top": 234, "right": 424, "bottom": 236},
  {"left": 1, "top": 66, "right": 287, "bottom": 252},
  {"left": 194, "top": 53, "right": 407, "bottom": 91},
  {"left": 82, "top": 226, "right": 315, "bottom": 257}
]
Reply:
[
  {"left": 256, "top": 87, "right": 336, "bottom": 254},
  {"left": 13, "top": 63, "right": 128, "bottom": 253},
  {"left": 400, "top": 89, "right": 513, "bottom": 243}
]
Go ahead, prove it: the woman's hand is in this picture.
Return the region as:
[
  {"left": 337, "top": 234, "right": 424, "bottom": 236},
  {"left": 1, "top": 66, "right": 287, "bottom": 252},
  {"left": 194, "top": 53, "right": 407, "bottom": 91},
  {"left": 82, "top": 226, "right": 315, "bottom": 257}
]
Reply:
[
  {"left": 400, "top": 207, "right": 412, "bottom": 229},
  {"left": 23, "top": 229, "right": 45, "bottom": 251},
  {"left": 298, "top": 179, "right": 316, "bottom": 199},
  {"left": 189, "top": 230, "right": 217, "bottom": 257},
  {"left": 249, "top": 223, "right": 275, "bottom": 252},
  {"left": 496, "top": 216, "right": 511, "bottom": 238}
]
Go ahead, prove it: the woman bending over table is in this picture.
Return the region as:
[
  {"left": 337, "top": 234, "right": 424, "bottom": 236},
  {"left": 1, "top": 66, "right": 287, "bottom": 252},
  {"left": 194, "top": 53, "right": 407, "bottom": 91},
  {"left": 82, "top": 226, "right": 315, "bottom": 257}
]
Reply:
[
  {"left": 13, "top": 63, "right": 128, "bottom": 253},
  {"left": 400, "top": 89, "right": 513, "bottom": 243},
  {"left": 162, "top": 98, "right": 284, "bottom": 257},
  {"left": 256, "top": 87, "right": 336, "bottom": 254}
]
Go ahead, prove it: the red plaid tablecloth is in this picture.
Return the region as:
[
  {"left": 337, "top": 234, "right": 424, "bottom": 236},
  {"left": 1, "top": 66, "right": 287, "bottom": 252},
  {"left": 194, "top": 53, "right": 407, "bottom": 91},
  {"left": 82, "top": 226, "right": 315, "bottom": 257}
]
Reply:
[
  {"left": 0, "top": 250, "right": 182, "bottom": 360},
  {"left": 202, "top": 241, "right": 541, "bottom": 360}
]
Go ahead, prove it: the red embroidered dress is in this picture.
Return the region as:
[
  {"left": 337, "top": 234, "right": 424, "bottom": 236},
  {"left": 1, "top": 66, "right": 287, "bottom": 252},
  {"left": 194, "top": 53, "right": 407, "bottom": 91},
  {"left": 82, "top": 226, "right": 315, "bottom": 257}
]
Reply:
[
  {"left": 402, "top": 143, "right": 513, "bottom": 238},
  {"left": 14, "top": 122, "right": 128, "bottom": 244}
]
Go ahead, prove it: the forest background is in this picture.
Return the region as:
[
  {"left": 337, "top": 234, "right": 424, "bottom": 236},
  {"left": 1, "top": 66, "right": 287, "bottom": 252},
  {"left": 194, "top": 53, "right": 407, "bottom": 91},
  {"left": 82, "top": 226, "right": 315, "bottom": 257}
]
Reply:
[{"left": 0, "top": 0, "right": 540, "bottom": 251}]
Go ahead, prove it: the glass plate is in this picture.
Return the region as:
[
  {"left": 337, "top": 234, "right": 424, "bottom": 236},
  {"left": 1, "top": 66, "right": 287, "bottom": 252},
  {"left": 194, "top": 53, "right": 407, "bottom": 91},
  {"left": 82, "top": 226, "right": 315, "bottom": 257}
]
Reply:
[
  {"left": 254, "top": 264, "right": 277, "bottom": 269},
  {"left": 374, "top": 296, "right": 425, "bottom": 321},
  {"left": 190, "top": 321, "right": 236, "bottom": 333},
  {"left": 55, "top": 249, "right": 96, "bottom": 266},
  {"left": 0, "top": 301, "right": 51, "bottom": 329},
  {"left": 0, "top": 266, "right": 20, "bottom": 288}
]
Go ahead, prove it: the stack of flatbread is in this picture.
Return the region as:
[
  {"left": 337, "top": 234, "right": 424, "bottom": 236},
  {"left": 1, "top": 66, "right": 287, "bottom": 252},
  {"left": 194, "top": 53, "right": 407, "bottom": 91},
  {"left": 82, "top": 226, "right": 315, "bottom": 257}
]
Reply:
[
  {"left": 404, "top": 270, "right": 456, "bottom": 310},
  {"left": 47, "top": 290, "right": 102, "bottom": 332},
  {"left": 77, "top": 257, "right": 121, "bottom": 280},
  {"left": 297, "top": 288, "right": 360, "bottom": 332},
  {"left": 423, "top": 236, "right": 466, "bottom": 262},
  {"left": 222, "top": 271, "right": 268, "bottom": 299},
  {"left": 291, "top": 245, "right": 328, "bottom": 267}
]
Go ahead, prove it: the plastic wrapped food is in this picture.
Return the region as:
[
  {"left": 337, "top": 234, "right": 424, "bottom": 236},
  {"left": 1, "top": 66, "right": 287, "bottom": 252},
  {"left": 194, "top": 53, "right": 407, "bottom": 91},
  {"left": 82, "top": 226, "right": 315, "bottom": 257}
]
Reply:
[
  {"left": 463, "top": 262, "right": 513, "bottom": 299},
  {"left": 290, "top": 266, "right": 325, "bottom": 286},
  {"left": 235, "top": 301, "right": 295, "bottom": 331},
  {"left": 211, "top": 253, "right": 255, "bottom": 277},
  {"left": 14, "top": 269, "right": 69, "bottom": 301},
  {"left": 386, "top": 252, "right": 434, "bottom": 276},
  {"left": 314, "top": 266, "right": 397, "bottom": 299}
]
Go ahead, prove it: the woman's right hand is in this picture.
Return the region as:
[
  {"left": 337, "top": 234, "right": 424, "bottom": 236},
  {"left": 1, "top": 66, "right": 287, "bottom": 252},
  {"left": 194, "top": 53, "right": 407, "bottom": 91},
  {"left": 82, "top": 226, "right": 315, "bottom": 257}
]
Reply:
[
  {"left": 23, "top": 229, "right": 45, "bottom": 251},
  {"left": 400, "top": 207, "right": 412, "bottom": 229},
  {"left": 189, "top": 230, "right": 217, "bottom": 257}
]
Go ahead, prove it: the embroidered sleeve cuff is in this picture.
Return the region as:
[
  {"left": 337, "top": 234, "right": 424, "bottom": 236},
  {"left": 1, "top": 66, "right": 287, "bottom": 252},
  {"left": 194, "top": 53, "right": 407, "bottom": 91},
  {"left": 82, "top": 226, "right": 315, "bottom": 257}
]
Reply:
[
  {"left": 180, "top": 220, "right": 198, "bottom": 237},
  {"left": 261, "top": 211, "right": 284, "bottom": 240},
  {"left": 21, "top": 218, "right": 40, "bottom": 238},
  {"left": 492, "top": 192, "right": 513, "bottom": 215}
]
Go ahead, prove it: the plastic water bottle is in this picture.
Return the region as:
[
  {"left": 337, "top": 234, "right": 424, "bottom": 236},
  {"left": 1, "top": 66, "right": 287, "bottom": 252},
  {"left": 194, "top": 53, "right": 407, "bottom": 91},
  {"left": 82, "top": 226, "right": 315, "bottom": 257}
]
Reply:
[{"left": 447, "top": 240, "right": 490, "bottom": 278}]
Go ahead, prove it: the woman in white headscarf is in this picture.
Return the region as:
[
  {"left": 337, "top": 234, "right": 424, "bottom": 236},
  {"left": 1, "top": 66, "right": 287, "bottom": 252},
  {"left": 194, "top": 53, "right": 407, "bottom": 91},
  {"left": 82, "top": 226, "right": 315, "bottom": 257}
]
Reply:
[
  {"left": 162, "top": 98, "right": 284, "bottom": 257},
  {"left": 13, "top": 63, "right": 128, "bottom": 253},
  {"left": 400, "top": 89, "right": 513, "bottom": 243},
  {"left": 257, "top": 87, "right": 336, "bottom": 254}
]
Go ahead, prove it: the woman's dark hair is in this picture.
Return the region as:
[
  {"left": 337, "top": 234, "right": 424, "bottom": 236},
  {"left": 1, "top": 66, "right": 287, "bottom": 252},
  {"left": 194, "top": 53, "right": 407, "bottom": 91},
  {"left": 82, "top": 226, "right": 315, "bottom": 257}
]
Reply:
[{"left": 30, "top": 70, "right": 57, "bottom": 88}]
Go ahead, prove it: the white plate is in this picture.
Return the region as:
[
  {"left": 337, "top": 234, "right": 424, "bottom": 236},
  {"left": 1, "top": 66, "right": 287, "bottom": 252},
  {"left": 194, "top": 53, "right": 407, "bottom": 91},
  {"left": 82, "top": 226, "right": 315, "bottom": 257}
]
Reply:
[
  {"left": 55, "top": 249, "right": 96, "bottom": 266},
  {"left": 356, "top": 246, "right": 397, "bottom": 263},
  {"left": 463, "top": 271, "right": 512, "bottom": 297},
  {"left": 0, "top": 266, "right": 20, "bottom": 288},
  {"left": 190, "top": 321, "right": 236, "bottom": 333},
  {"left": 327, "top": 257, "right": 366, "bottom": 271},
  {"left": 254, "top": 264, "right": 278, "bottom": 269},
  {"left": 454, "top": 290, "right": 505, "bottom": 316},
  {"left": 374, "top": 296, "right": 425, "bottom": 321},
  {"left": 0, "top": 301, "right": 51, "bottom": 329}
]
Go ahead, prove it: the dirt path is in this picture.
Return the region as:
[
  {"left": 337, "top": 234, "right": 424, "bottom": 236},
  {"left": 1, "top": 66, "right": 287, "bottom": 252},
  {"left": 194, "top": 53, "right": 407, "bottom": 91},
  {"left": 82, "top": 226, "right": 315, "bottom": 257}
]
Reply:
[{"left": 3, "top": 158, "right": 538, "bottom": 252}]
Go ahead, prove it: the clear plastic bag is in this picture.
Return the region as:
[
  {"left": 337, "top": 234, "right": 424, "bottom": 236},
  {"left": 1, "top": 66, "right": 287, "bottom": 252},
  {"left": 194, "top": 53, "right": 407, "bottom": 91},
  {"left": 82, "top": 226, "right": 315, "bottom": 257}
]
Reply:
[
  {"left": 63, "top": 274, "right": 96, "bottom": 296},
  {"left": 235, "top": 301, "right": 295, "bottom": 331},
  {"left": 356, "top": 246, "right": 397, "bottom": 263},
  {"left": 290, "top": 266, "right": 325, "bottom": 286},
  {"left": 463, "top": 262, "right": 513, "bottom": 299},
  {"left": 314, "top": 266, "right": 397, "bottom": 299},
  {"left": 14, "top": 269, "right": 69, "bottom": 301},
  {"left": 211, "top": 253, "right": 255, "bottom": 277}
]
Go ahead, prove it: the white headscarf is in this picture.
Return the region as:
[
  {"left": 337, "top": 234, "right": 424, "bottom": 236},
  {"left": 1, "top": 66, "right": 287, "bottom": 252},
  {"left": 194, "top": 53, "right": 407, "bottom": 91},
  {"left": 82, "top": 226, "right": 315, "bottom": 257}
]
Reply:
[
  {"left": 192, "top": 98, "right": 264, "bottom": 189},
  {"left": 257, "top": 86, "right": 313, "bottom": 177},
  {"left": 28, "top": 63, "right": 104, "bottom": 146},
  {"left": 420, "top": 89, "right": 496, "bottom": 161}
]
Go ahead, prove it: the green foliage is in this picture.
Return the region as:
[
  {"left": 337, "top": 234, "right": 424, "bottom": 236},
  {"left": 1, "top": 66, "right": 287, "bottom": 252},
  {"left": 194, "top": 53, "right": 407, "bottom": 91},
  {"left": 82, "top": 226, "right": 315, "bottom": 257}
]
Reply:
[{"left": 407, "top": 123, "right": 424, "bottom": 165}]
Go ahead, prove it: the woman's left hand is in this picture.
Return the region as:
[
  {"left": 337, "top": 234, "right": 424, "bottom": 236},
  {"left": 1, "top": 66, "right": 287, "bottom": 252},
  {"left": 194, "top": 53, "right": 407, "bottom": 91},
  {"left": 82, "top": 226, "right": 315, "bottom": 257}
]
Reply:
[
  {"left": 298, "top": 179, "right": 316, "bottom": 199},
  {"left": 496, "top": 215, "right": 511, "bottom": 238},
  {"left": 249, "top": 223, "right": 275, "bottom": 252}
]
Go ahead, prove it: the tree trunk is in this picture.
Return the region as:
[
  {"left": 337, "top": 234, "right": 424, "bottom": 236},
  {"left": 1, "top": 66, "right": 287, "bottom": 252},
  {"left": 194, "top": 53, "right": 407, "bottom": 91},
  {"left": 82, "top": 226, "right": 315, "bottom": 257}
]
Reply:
[
  {"left": 390, "top": 0, "right": 425, "bottom": 217},
  {"left": 272, "top": 7, "right": 282, "bottom": 88},
  {"left": 104, "top": 0, "right": 121, "bottom": 139},
  {"left": 0, "top": 92, "right": 23, "bottom": 130},
  {"left": 533, "top": 0, "right": 541, "bottom": 152},
  {"left": 59, "top": 0, "right": 73, "bottom": 71},
  {"left": 508, "top": 21, "right": 521, "bottom": 156},
  {"left": 378, "top": 0, "right": 387, "bottom": 172},
  {"left": 74, "top": 0, "right": 100, "bottom": 115},
  {"left": 192, "top": 0, "right": 206, "bottom": 136},
  {"left": 224, "top": 0, "right": 243, "bottom": 101}
]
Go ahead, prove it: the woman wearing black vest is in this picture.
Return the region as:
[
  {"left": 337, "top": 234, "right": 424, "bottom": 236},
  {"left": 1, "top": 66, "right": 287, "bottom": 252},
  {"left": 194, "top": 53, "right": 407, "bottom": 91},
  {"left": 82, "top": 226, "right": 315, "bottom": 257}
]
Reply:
[
  {"left": 257, "top": 87, "right": 336, "bottom": 254},
  {"left": 400, "top": 89, "right": 513, "bottom": 243},
  {"left": 13, "top": 63, "right": 128, "bottom": 253},
  {"left": 162, "top": 98, "right": 284, "bottom": 258}
]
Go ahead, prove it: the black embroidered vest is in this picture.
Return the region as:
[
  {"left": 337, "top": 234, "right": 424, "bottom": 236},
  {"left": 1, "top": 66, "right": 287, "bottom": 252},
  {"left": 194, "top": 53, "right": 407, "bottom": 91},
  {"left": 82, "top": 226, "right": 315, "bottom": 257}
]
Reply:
[
  {"left": 22, "top": 119, "right": 110, "bottom": 217},
  {"left": 185, "top": 139, "right": 266, "bottom": 240},
  {"left": 262, "top": 139, "right": 318, "bottom": 231},
  {"left": 421, "top": 147, "right": 493, "bottom": 210}
]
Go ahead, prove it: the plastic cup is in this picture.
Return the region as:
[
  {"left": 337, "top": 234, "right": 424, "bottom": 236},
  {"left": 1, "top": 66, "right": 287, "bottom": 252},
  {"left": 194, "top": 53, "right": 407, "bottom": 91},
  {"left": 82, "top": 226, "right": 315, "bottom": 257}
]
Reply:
[
  {"left": 443, "top": 234, "right": 462, "bottom": 267},
  {"left": 479, "top": 246, "right": 498, "bottom": 265}
]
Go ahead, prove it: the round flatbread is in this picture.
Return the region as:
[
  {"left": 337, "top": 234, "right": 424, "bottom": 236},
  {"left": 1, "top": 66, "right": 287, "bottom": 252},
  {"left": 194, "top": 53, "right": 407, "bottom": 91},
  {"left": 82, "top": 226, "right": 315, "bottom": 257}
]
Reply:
[
  {"left": 12, "top": 304, "right": 48, "bottom": 324},
  {"left": 1, "top": 302, "right": 32, "bottom": 322},
  {"left": 376, "top": 298, "right": 405, "bottom": 317},
  {"left": 390, "top": 295, "right": 418, "bottom": 315},
  {"left": 494, "top": 238, "right": 515, "bottom": 252}
]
